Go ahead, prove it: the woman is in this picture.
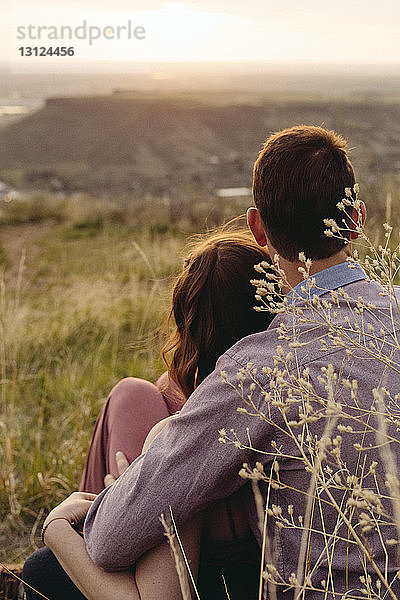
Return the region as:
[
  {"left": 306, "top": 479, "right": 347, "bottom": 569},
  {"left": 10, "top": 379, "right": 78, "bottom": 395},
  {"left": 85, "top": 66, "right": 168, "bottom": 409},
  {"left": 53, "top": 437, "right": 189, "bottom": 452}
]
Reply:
[{"left": 23, "top": 226, "right": 275, "bottom": 600}]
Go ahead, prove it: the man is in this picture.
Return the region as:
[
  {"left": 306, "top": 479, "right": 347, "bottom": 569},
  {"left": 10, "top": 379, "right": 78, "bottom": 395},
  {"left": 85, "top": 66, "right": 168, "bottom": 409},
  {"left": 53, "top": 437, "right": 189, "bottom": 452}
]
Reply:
[{"left": 26, "top": 126, "right": 400, "bottom": 599}]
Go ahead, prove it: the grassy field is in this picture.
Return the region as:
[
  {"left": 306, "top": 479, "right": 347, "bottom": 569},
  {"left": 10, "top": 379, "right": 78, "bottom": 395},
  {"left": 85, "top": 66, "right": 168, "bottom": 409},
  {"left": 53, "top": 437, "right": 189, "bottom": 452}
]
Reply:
[
  {"left": 1, "top": 185, "right": 400, "bottom": 566},
  {"left": 0, "top": 194, "right": 206, "bottom": 564}
]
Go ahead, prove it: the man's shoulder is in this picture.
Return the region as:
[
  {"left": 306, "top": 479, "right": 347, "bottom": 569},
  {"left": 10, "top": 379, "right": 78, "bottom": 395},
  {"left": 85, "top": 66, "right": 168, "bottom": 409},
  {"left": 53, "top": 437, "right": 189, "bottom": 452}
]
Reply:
[
  {"left": 219, "top": 324, "right": 281, "bottom": 368},
  {"left": 218, "top": 278, "right": 400, "bottom": 371}
]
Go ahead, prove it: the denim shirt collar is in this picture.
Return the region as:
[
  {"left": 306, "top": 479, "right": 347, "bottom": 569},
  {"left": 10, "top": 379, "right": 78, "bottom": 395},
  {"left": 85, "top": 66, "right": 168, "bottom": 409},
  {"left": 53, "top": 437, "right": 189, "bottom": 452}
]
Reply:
[{"left": 287, "top": 262, "right": 368, "bottom": 303}]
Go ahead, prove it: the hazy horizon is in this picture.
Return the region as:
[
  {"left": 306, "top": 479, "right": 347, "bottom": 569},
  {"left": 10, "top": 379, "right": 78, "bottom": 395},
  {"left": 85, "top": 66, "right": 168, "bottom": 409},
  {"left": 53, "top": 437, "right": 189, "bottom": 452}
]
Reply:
[{"left": 1, "top": 60, "right": 400, "bottom": 75}]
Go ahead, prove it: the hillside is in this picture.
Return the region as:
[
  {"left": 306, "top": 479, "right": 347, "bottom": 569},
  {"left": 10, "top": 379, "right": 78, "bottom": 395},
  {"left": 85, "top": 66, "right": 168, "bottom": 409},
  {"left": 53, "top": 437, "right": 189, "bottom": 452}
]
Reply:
[{"left": 0, "top": 93, "right": 399, "bottom": 194}]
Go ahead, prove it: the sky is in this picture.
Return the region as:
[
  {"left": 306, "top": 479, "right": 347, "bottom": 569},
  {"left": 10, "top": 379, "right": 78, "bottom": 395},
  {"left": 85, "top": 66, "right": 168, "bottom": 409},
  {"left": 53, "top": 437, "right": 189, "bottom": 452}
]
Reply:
[{"left": 3, "top": 0, "right": 400, "bottom": 71}]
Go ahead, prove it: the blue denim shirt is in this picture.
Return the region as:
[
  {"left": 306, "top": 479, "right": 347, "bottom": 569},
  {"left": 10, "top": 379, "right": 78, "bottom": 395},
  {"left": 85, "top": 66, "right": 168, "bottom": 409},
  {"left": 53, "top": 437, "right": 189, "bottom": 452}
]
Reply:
[{"left": 288, "top": 261, "right": 367, "bottom": 303}]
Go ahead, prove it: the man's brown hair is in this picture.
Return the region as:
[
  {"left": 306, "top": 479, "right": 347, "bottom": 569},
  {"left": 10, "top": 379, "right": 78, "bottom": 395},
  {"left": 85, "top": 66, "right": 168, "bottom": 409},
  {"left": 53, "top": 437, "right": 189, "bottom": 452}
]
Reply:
[{"left": 253, "top": 125, "right": 356, "bottom": 261}]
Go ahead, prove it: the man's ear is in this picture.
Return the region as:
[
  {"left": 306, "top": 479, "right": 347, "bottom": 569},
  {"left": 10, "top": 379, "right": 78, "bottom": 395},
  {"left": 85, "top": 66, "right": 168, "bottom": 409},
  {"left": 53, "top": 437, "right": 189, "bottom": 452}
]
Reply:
[
  {"left": 349, "top": 200, "right": 366, "bottom": 240},
  {"left": 247, "top": 207, "right": 268, "bottom": 247}
]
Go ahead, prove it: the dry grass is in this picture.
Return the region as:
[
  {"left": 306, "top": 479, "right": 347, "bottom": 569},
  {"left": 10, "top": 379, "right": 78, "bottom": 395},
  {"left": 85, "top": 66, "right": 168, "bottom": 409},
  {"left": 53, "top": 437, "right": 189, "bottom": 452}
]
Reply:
[
  {"left": 220, "top": 185, "right": 400, "bottom": 599},
  {"left": 0, "top": 195, "right": 192, "bottom": 564}
]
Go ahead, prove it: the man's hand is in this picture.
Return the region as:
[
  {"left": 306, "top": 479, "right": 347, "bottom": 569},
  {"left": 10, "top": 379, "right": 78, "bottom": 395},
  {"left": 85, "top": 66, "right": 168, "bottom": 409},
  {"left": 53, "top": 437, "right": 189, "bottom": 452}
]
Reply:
[
  {"left": 43, "top": 491, "right": 97, "bottom": 531},
  {"left": 104, "top": 451, "right": 130, "bottom": 487}
]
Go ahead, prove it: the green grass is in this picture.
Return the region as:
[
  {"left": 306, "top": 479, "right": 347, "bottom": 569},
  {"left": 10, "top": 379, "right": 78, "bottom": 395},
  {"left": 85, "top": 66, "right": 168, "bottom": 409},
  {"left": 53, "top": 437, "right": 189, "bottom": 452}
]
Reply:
[
  {"left": 0, "top": 198, "right": 192, "bottom": 563},
  {"left": 0, "top": 242, "right": 8, "bottom": 269}
]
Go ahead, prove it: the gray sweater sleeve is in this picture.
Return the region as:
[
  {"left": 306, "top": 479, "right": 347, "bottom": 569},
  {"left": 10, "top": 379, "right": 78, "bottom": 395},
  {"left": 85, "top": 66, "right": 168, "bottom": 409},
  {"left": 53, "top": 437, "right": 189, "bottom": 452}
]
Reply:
[{"left": 83, "top": 350, "right": 273, "bottom": 570}]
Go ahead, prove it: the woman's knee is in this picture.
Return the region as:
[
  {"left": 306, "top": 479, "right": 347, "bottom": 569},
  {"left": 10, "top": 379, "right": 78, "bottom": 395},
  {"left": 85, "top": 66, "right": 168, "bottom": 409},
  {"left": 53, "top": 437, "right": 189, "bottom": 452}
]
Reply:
[
  {"left": 22, "top": 547, "right": 85, "bottom": 600},
  {"left": 22, "top": 547, "right": 49, "bottom": 592},
  {"left": 107, "top": 377, "right": 169, "bottom": 422}
]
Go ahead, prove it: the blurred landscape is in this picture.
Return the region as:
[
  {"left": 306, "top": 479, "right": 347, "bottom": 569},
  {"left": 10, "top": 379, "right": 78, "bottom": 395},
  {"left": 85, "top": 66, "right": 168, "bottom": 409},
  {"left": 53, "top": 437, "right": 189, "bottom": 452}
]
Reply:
[
  {"left": 1, "top": 62, "right": 400, "bottom": 563},
  {"left": 1, "top": 63, "right": 399, "bottom": 211}
]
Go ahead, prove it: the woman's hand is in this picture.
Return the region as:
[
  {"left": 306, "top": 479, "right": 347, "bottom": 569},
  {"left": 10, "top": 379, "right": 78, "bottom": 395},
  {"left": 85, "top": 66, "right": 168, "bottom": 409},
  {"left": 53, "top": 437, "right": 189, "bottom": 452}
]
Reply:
[
  {"left": 104, "top": 451, "right": 130, "bottom": 487},
  {"left": 43, "top": 491, "right": 97, "bottom": 531}
]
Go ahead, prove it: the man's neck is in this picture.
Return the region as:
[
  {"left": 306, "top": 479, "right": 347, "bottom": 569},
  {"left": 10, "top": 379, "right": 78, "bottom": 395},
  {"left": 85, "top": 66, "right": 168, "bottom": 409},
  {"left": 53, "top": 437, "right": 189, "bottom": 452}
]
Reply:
[{"left": 278, "top": 250, "right": 350, "bottom": 292}]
